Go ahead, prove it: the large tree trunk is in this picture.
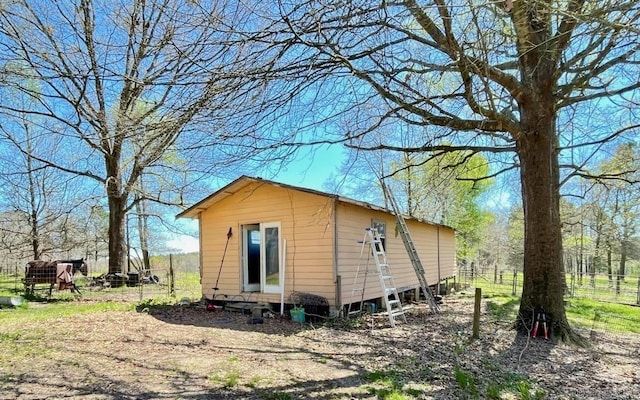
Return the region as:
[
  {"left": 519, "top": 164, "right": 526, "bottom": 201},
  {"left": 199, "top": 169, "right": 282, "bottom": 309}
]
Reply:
[
  {"left": 135, "top": 195, "right": 151, "bottom": 273},
  {"left": 106, "top": 156, "right": 128, "bottom": 275},
  {"left": 516, "top": 93, "right": 574, "bottom": 342},
  {"left": 511, "top": 0, "right": 583, "bottom": 341},
  {"left": 107, "top": 195, "right": 127, "bottom": 275}
]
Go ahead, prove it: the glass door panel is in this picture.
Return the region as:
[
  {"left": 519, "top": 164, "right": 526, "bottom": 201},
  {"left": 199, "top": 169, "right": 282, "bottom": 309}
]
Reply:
[{"left": 261, "top": 222, "right": 281, "bottom": 293}]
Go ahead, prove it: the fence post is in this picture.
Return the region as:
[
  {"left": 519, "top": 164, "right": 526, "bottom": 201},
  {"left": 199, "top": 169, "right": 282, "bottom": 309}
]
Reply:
[
  {"left": 570, "top": 273, "right": 575, "bottom": 298},
  {"left": 472, "top": 288, "right": 481, "bottom": 339},
  {"left": 139, "top": 273, "right": 143, "bottom": 302},
  {"left": 169, "top": 254, "right": 175, "bottom": 298},
  {"left": 636, "top": 276, "right": 640, "bottom": 305},
  {"left": 512, "top": 269, "right": 517, "bottom": 296}
]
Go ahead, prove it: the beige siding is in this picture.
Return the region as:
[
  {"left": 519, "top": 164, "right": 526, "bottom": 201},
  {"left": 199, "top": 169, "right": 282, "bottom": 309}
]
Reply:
[
  {"left": 335, "top": 202, "right": 456, "bottom": 308},
  {"left": 199, "top": 182, "right": 337, "bottom": 306}
]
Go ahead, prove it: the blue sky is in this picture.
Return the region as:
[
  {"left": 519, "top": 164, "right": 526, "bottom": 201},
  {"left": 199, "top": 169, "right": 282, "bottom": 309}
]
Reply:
[{"left": 270, "top": 143, "right": 345, "bottom": 191}]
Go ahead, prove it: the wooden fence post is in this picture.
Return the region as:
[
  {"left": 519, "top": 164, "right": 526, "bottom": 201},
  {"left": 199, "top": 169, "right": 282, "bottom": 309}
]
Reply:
[
  {"left": 169, "top": 254, "right": 175, "bottom": 298},
  {"left": 472, "top": 287, "right": 481, "bottom": 339}
]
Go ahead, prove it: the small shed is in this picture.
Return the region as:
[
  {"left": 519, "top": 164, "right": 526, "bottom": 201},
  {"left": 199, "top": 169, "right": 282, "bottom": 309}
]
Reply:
[{"left": 177, "top": 176, "right": 456, "bottom": 315}]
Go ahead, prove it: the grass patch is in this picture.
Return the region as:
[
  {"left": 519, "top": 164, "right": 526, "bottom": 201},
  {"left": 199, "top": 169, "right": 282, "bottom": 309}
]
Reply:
[
  {"left": 479, "top": 360, "right": 546, "bottom": 399},
  {"left": 247, "top": 375, "right": 264, "bottom": 388},
  {"left": 566, "top": 297, "right": 638, "bottom": 320},
  {"left": 566, "top": 298, "right": 640, "bottom": 334},
  {"left": 0, "top": 327, "right": 50, "bottom": 361},
  {"left": 0, "top": 301, "right": 134, "bottom": 325},
  {"left": 362, "top": 369, "right": 414, "bottom": 400},
  {"left": 365, "top": 370, "right": 402, "bottom": 389},
  {"left": 209, "top": 369, "right": 241, "bottom": 389},
  {"left": 485, "top": 296, "right": 520, "bottom": 320},
  {"left": 515, "top": 380, "right": 546, "bottom": 400},
  {"left": 261, "top": 392, "right": 292, "bottom": 400},
  {"left": 454, "top": 365, "right": 479, "bottom": 399}
]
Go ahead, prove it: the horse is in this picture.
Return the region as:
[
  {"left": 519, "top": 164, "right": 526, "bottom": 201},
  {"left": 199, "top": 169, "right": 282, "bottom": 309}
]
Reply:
[{"left": 24, "top": 258, "right": 89, "bottom": 296}]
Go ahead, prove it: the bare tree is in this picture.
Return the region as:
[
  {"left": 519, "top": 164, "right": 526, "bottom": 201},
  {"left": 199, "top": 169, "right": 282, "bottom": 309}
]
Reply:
[
  {"left": 0, "top": 71, "right": 90, "bottom": 260},
  {"left": 0, "top": 0, "right": 282, "bottom": 274},
  {"left": 249, "top": 0, "right": 640, "bottom": 341},
  {"left": 597, "top": 143, "right": 640, "bottom": 284}
]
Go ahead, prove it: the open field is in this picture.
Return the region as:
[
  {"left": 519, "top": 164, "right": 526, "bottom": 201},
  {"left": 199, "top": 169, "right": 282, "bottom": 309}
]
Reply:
[{"left": 1, "top": 296, "right": 638, "bottom": 400}]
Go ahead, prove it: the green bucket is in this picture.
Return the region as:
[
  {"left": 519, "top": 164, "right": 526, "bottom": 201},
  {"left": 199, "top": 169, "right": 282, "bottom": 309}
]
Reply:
[{"left": 290, "top": 307, "right": 305, "bottom": 323}]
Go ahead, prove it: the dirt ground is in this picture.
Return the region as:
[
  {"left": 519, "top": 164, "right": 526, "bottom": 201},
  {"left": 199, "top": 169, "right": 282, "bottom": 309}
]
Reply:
[{"left": 0, "top": 297, "right": 638, "bottom": 400}]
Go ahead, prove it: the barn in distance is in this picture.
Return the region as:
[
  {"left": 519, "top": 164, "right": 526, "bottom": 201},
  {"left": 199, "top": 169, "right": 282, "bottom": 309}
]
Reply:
[{"left": 177, "top": 176, "right": 456, "bottom": 317}]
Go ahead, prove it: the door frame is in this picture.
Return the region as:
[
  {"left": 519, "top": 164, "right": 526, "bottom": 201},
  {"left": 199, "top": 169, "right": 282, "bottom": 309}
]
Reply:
[
  {"left": 242, "top": 224, "right": 260, "bottom": 292},
  {"left": 242, "top": 222, "right": 282, "bottom": 294},
  {"left": 260, "top": 221, "right": 282, "bottom": 294}
]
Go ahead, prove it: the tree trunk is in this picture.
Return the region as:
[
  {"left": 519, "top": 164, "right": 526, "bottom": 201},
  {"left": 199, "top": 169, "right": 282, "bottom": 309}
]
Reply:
[
  {"left": 578, "top": 256, "right": 583, "bottom": 286},
  {"left": 26, "top": 133, "right": 41, "bottom": 260},
  {"left": 616, "top": 240, "right": 628, "bottom": 286},
  {"left": 515, "top": 94, "right": 573, "bottom": 341},
  {"left": 607, "top": 243, "right": 613, "bottom": 286},
  {"left": 105, "top": 155, "right": 128, "bottom": 275},
  {"left": 593, "top": 227, "right": 601, "bottom": 285},
  {"left": 107, "top": 194, "right": 127, "bottom": 275},
  {"left": 619, "top": 240, "right": 627, "bottom": 283},
  {"left": 135, "top": 194, "right": 151, "bottom": 273}
]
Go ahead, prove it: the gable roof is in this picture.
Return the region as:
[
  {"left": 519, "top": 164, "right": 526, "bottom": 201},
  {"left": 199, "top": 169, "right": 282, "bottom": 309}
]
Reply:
[
  {"left": 176, "top": 175, "right": 452, "bottom": 230},
  {"left": 177, "top": 175, "right": 385, "bottom": 218}
]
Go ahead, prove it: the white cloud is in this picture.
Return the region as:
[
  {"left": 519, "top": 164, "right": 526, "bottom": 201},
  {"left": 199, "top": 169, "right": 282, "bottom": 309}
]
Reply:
[{"left": 166, "top": 234, "right": 200, "bottom": 253}]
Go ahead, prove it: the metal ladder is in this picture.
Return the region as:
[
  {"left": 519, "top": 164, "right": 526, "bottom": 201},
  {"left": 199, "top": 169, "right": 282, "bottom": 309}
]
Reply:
[
  {"left": 366, "top": 227, "right": 407, "bottom": 327},
  {"left": 381, "top": 181, "right": 441, "bottom": 314}
]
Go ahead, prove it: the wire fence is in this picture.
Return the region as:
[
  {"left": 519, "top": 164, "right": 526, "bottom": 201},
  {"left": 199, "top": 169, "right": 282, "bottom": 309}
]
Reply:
[
  {"left": 3, "top": 258, "right": 637, "bottom": 339},
  {"left": 456, "top": 265, "right": 640, "bottom": 338},
  {"left": 588, "top": 311, "right": 640, "bottom": 336},
  {"left": 0, "top": 255, "right": 201, "bottom": 303},
  {"left": 457, "top": 265, "right": 640, "bottom": 306}
]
